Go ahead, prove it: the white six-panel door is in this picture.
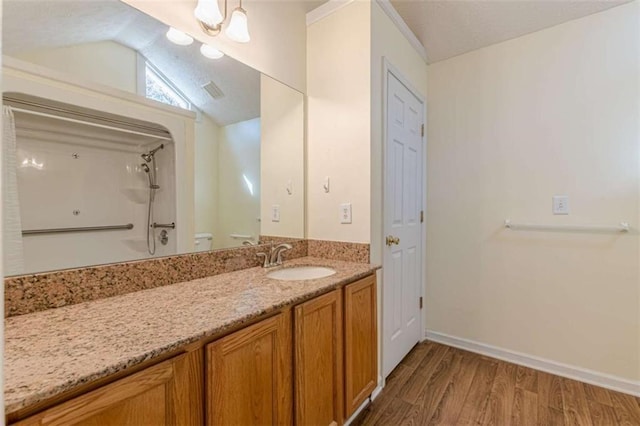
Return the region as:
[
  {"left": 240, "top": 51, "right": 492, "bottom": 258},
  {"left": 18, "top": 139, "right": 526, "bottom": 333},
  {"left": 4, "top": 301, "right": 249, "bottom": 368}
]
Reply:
[{"left": 383, "top": 70, "right": 424, "bottom": 378}]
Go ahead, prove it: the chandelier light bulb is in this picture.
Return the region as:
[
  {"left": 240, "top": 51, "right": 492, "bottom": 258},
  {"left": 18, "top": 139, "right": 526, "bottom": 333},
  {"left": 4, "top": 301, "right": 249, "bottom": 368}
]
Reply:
[
  {"left": 225, "top": 7, "right": 250, "bottom": 43},
  {"left": 194, "top": 0, "right": 223, "bottom": 27},
  {"left": 166, "top": 27, "right": 194, "bottom": 46},
  {"left": 200, "top": 44, "right": 225, "bottom": 59}
]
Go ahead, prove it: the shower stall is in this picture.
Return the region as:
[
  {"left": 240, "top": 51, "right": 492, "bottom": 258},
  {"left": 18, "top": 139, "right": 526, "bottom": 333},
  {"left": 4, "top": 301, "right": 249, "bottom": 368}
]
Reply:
[{"left": 4, "top": 93, "right": 178, "bottom": 274}]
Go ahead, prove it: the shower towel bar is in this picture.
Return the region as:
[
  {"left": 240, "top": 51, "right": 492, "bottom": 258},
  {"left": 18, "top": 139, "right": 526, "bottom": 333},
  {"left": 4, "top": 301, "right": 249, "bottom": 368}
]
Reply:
[
  {"left": 152, "top": 222, "right": 175, "bottom": 229},
  {"left": 504, "top": 220, "right": 629, "bottom": 233},
  {"left": 230, "top": 234, "right": 252, "bottom": 239},
  {"left": 22, "top": 224, "right": 134, "bottom": 235}
]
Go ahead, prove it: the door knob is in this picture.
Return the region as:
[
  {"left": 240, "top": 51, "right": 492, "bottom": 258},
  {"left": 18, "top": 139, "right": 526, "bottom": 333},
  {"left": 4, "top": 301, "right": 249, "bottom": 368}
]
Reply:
[{"left": 385, "top": 235, "right": 400, "bottom": 246}]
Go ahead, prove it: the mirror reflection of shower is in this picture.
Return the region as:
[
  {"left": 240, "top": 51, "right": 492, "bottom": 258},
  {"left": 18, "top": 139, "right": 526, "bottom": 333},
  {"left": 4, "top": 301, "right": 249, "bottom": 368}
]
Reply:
[{"left": 141, "top": 144, "right": 164, "bottom": 254}]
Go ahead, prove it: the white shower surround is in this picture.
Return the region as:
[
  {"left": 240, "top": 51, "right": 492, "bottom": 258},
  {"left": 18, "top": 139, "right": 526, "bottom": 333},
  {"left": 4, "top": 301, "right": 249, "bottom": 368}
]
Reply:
[{"left": 16, "top": 127, "right": 177, "bottom": 272}]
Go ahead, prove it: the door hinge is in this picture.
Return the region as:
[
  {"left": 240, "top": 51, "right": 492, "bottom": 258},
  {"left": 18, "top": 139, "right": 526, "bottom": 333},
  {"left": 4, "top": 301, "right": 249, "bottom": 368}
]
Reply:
[
  {"left": 420, "top": 210, "right": 424, "bottom": 223},
  {"left": 419, "top": 297, "right": 423, "bottom": 309},
  {"left": 421, "top": 124, "right": 424, "bottom": 137}
]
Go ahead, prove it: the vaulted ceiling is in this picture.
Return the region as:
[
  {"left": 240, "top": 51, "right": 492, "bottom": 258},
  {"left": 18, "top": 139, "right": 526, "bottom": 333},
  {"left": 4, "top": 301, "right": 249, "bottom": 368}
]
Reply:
[
  {"left": 2, "top": 0, "right": 263, "bottom": 126},
  {"left": 389, "top": 0, "right": 630, "bottom": 63}
]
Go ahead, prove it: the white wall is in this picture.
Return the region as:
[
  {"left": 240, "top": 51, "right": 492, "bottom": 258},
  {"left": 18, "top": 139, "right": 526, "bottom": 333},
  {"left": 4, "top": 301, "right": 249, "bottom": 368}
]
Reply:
[
  {"left": 260, "top": 74, "right": 304, "bottom": 239},
  {"left": 216, "top": 117, "right": 261, "bottom": 248},
  {"left": 194, "top": 115, "right": 220, "bottom": 236},
  {"left": 14, "top": 41, "right": 139, "bottom": 94},
  {"left": 426, "top": 1, "right": 640, "bottom": 382},
  {"left": 307, "top": 1, "right": 371, "bottom": 243},
  {"left": 122, "top": 0, "right": 308, "bottom": 93}
]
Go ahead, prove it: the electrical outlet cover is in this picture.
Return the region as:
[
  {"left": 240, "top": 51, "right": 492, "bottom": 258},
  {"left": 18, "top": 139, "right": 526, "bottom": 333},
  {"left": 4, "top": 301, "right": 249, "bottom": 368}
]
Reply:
[
  {"left": 552, "top": 195, "right": 569, "bottom": 215},
  {"left": 340, "top": 203, "right": 352, "bottom": 224}
]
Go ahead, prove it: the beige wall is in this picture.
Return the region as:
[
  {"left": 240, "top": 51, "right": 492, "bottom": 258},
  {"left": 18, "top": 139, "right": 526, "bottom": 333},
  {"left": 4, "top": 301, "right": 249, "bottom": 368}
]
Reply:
[
  {"left": 14, "top": 41, "right": 139, "bottom": 94},
  {"left": 194, "top": 116, "right": 220, "bottom": 236},
  {"left": 307, "top": 1, "right": 371, "bottom": 243},
  {"left": 260, "top": 74, "right": 304, "bottom": 239},
  {"left": 426, "top": 1, "right": 640, "bottom": 382},
  {"left": 122, "top": 0, "right": 308, "bottom": 92},
  {"left": 370, "top": 1, "right": 428, "bottom": 265},
  {"left": 216, "top": 117, "right": 261, "bottom": 248}
]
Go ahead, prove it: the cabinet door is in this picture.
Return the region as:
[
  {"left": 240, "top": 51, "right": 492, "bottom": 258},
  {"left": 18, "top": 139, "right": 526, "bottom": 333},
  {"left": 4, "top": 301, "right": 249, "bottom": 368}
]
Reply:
[
  {"left": 294, "top": 289, "right": 344, "bottom": 426},
  {"left": 344, "top": 275, "right": 378, "bottom": 418},
  {"left": 206, "top": 312, "right": 293, "bottom": 426},
  {"left": 14, "top": 351, "right": 203, "bottom": 426}
]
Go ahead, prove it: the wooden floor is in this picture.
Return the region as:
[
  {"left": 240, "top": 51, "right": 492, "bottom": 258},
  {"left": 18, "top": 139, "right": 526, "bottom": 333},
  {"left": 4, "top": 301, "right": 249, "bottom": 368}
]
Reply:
[{"left": 353, "top": 341, "right": 640, "bottom": 426}]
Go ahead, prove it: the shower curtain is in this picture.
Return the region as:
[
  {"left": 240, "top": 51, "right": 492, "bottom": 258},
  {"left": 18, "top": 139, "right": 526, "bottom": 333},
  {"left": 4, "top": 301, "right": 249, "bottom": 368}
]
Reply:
[{"left": 3, "top": 106, "right": 24, "bottom": 275}]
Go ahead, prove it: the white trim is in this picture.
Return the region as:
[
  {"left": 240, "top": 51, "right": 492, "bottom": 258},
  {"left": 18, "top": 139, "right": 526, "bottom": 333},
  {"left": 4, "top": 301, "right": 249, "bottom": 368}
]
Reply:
[
  {"left": 343, "top": 382, "right": 384, "bottom": 426},
  {"left": 305, "top": 0, "right": 428, "bottom": 63},
  {"left": 343, "top": 397, "right": 371, "bottom": 426},
  {"left": 306, "top": 0, "right": 355, "bottom": 26},
  {"left": 375, "top": 0, "right": 428, "bottom": 63},
  {"left": 426, "top": 330, "right": 640, "bottom": 398},
  {"left": 371, "top": 379, "right": 384, "bottom": 400}
]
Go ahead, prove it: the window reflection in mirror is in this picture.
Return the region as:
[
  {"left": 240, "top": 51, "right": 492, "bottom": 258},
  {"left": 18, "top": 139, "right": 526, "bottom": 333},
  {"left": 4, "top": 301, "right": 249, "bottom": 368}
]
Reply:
[{"left": 2, "top": 0, "right": 304, "bottom": 276}]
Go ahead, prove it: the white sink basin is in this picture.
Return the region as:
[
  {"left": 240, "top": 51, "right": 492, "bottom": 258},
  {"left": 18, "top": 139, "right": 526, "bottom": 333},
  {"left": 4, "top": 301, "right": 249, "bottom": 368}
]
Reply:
[{"left": 267, "top": 266, "right": 336, "bottom": 281}]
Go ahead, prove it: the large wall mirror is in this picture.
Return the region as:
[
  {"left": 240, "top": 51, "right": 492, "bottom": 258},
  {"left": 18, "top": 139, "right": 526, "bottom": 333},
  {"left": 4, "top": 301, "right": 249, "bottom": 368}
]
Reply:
[{"left": 2, "top": 0, "right": 305, "bottom": 276}]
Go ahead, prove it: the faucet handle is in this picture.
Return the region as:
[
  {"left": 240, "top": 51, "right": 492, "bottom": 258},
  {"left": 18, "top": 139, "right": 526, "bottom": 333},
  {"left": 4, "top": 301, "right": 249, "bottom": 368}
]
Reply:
[
  {"left": 273, "top": 243, "right": 293, "bottom": 265},
  {"left": 256, "top": 252, "right": 270, "bottom": 268}
]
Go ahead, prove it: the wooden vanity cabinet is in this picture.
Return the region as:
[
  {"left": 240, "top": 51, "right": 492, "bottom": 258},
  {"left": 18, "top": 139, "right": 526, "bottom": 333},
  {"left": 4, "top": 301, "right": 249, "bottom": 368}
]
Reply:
[
  {"left": 13, "top": 351, "right": 203, "bottom": 426},
  {"left": 11, "top": 275, "right": 377, "bottom": 426},
  {"left": 294, "top": 289, "right": 344, "bottom": 426},
  {"left": 206, "top": 311, "right": 293, "bottom": 426},
  {"left": 343, "top": 275, "right": 378, "bottom": 418},
  {"left": 293, "top": 275, "right": 378, "bottom": 425}
]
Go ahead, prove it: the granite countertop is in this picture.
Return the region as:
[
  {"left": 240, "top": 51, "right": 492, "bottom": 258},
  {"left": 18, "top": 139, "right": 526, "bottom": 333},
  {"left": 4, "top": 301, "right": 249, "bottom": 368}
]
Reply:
[{"left": 5, "top": 257, "right": 380, "bottom": 416}]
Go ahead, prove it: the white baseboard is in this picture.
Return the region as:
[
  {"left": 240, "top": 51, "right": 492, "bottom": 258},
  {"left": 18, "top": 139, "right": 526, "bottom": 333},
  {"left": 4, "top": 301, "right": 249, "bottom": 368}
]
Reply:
[
  {"left": 371, "top": 377, "right": 384, "bottom": 400},
  {"left": 344, "top": 398, "right": 370, "bottom": 426},
  {"left": 343, "top": 380, "right": 384, "bottom": 426},
  {"left": 426, "top": 330, "right": 640, "bottom": 398}
]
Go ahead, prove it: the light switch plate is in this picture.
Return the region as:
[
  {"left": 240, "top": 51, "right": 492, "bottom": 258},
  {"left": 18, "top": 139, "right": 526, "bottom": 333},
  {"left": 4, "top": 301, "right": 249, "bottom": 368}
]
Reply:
[
  {"left": 553, "top": 195, "right": 569, "bottom": 215},
  {"left": 340, "top": 203, "right": 352, "bottom": 224},
  {"left": 271, "top": 205, "right": 280, "bottom": 222}
]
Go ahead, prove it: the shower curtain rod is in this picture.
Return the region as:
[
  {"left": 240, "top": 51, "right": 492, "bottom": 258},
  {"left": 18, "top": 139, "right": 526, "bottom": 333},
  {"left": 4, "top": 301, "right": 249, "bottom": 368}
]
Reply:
[
  {"left": 5, "top": 97, "right": 171, "bottom": 133},
  {"left": 8, "top": 107, "right": 173, "bottom": 142}
]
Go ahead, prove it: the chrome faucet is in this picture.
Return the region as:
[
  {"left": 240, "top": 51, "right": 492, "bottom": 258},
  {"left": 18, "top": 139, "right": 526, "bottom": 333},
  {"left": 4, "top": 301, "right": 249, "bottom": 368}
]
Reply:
[{"left": 256, "top": 243, "right": 293, "bottom": 268}]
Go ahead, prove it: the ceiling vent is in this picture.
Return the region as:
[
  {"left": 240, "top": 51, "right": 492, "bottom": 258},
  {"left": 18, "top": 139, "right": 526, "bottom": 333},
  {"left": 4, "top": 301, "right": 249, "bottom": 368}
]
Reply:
[{"left": 202, "top": 81, "right": 225, "bottom": 99}]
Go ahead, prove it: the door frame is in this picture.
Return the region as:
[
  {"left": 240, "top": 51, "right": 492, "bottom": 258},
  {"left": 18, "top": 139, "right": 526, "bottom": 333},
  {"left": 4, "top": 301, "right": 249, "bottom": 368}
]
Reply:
[{"left": 380, "top": 58, "right": 427, "bottom": 382}]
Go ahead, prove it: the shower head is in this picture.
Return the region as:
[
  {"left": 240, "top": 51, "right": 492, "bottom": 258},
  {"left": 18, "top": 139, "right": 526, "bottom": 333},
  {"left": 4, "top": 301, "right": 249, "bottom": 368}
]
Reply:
[{"left": 141, "top": 144, "right": 164, "bottom": 162}]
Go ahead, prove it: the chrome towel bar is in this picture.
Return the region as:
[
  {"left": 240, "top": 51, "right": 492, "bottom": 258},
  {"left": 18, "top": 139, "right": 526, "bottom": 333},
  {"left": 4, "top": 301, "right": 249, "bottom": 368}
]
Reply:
[{"left": 22, "top": 224, "right": 134, "bottom": 235}]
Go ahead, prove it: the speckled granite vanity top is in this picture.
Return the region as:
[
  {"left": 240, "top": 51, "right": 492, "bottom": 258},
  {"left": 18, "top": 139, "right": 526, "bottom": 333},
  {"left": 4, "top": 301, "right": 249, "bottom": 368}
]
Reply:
[{"left": 5, "top": 257, "right": 379, "bottom": 415}]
